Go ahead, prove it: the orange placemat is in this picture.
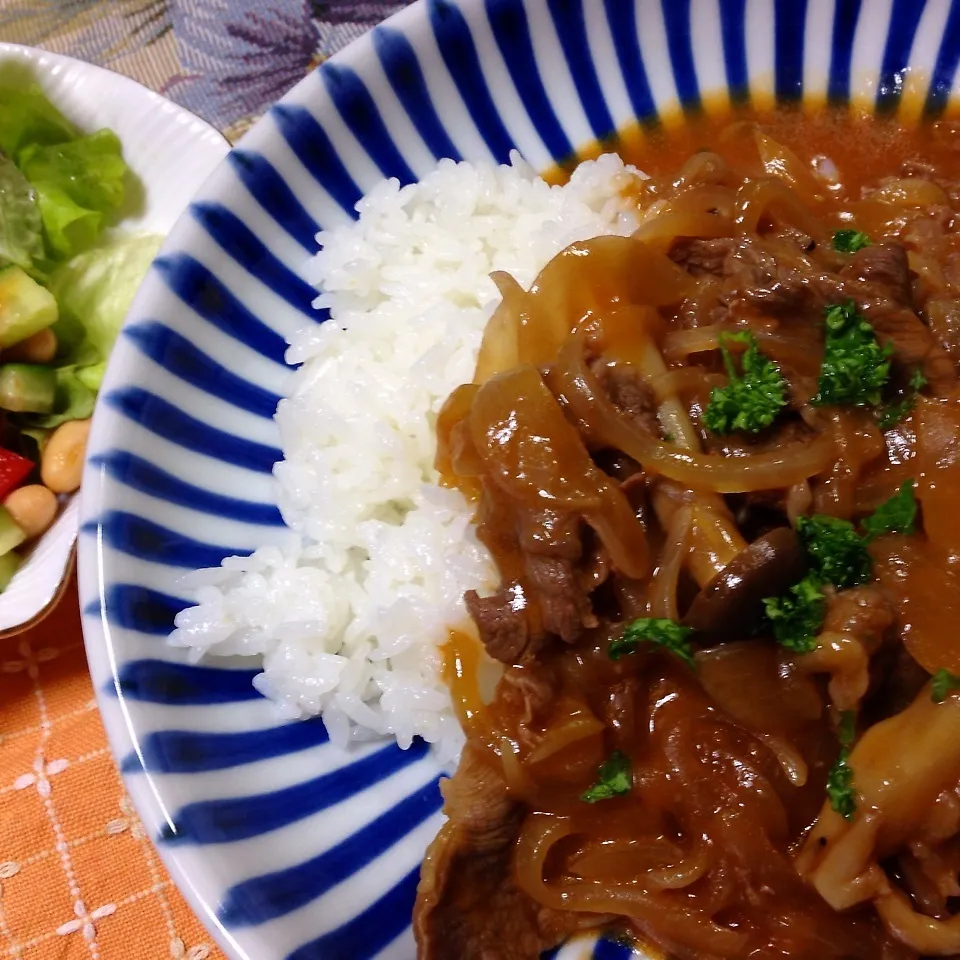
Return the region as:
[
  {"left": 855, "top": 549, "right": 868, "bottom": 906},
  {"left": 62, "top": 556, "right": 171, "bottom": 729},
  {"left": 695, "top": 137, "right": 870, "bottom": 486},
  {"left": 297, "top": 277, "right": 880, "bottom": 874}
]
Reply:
[{"left": 0, "top": 575, "right": 224, "bottom": 960}]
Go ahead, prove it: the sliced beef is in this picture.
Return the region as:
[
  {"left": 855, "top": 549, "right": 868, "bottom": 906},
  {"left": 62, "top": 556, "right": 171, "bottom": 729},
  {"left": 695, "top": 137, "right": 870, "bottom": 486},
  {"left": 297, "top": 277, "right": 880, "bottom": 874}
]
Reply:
[
  {"left": 469, "top": 509, "right": 596, "bottom": 660},
  {"left": 590, "top": 360, "right": 660, "bottom": 437},
  {"left": 499, "top": 662, "right": 559, "bottom": 750},
  {"left": 865, "top": 303, "right": 957, "bottom": 393},
  {"left": 517, "top": 508, "right": 596, "bottom": 643},
  {"left": 721, "top": 238, "right": 830, "bottom": 317},
  {"left": 524, "top": 554, "right": 597, "bottom": 643},
  {"left": 465, "top": 587, "right": 533, "bottom": 664},
  {"left": 414, "top": 746, "right": 583, "bottom": 960},
  {"left": 823, "top": 584, "right": 894, "bottom": 640},
  {"left": 669, "top": 236, "right": 739, "bottom": 277},
  {"left": 840, "top": 243, "right": 913, "bottom": 307},
  {"left": 516, "top": 508, "right": 581, "bottom": 561}
]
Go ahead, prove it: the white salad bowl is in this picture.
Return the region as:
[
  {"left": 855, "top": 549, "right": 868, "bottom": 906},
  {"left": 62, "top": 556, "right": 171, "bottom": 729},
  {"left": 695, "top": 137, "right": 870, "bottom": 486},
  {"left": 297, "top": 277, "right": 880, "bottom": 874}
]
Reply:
[
  {"left": 0, "top": 43, "right": 229, "bottom": 634},
  {"left": 76, "top": 2, "right": 960, "bottom": 959}
]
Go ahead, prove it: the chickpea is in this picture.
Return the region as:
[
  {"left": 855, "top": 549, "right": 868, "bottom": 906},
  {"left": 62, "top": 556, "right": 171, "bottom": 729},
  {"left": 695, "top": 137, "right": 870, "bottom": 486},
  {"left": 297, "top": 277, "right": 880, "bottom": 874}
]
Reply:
[
  {"left": 4, "top": 484, "right": 58, "bottom": 540},
  {"left": 5, "top": 328, "right": 57, "bottom": 364},
  {"left": 41, "top": 418, "right": 91, "bottom": 494}
]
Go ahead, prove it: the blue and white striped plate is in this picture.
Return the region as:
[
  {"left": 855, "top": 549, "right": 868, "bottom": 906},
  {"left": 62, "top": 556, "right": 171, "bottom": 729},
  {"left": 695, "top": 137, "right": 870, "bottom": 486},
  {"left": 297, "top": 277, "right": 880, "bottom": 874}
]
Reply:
[{"left": 77, "top": 1, "right": 960, "bottom": 958}]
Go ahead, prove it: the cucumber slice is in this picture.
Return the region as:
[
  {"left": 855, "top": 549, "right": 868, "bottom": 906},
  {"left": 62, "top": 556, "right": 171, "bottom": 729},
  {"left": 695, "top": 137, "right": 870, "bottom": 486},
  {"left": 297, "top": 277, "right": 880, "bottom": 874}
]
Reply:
[
  {"left": 0, "top": 363, "right": 56, "bottom": 413},
  {"left": 0, "top": 550, "right": 22, "bottom": 591},
  {"left": 0, "top": 265, "right": 58, "bottom": 348},
  {"left": 0, "top": 504, "right": 26, "bottom": 555}
]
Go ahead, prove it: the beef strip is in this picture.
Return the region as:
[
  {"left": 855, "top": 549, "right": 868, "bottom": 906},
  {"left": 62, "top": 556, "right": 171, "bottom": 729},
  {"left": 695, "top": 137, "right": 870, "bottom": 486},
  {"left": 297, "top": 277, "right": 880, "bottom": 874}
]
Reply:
[
  {"left": 524, "top": 554, "right": 597, "bottom": 642},
  {"left": 516, "top": 508, "right": 581, "bottom": 561},
  {"left": 721, "top": 238, "right": 832, "bottom": 317},
  {"left": 823, "top": 584, "right": 894, "bottom": 640},
  {"left": 468, "top": 509, "right": 597, "bottom": 663},
  {"left": 839, "top": 243, "right": 913, "bottom": 307},
  {"left": 839, "top": 242, "right": 958, "bottom": 392},
  {"left": 864, "top": 303, "right": 957, "bottom": 392},
  {"left": 414, "top": 745, "right": 585, "bottom": 960},
  {"left": 465, "top": 587, "right": 533, "bottom": 664},
  {"left": 669, "top": 236, "right": 739, "bottom": 277},
  {"left": 499, "top": 662, "right": 559, "bottom": 750},
  {"left": 590, "top": 360, "right": 661, "bottom": 437}
]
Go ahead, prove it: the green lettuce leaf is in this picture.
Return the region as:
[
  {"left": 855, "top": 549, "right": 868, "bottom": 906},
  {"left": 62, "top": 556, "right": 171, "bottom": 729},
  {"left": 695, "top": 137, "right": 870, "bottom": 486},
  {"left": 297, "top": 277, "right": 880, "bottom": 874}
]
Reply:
[
  {"left": 19, "top": 130, "right": 128, "bottom": 258},
  {"left": 0, "top": 87, "right": 78, "bottom": 159},
  {"left": 26, "top": 365, "right": 96, "bottom": 428},
  {"left": 48, "top": 232, "right": 162, "bottom": 388},
  {"left": 0, "top": 155, "right": 43, "bottom": 269}
]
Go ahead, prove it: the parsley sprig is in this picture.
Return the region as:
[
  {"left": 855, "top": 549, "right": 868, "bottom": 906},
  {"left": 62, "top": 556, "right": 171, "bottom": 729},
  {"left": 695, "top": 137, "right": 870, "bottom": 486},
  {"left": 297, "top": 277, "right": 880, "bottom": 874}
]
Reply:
[
  {"left": 861, "top": 481, "right": 917, "bottom": 541},
  {"left": 581, "top": 750, "right": 632, "bottom": 803},
  {"left": 827, "top": 710, "right": 857, "bottom": 820},
  {"left": 796, "top": 515, "right": 872, "bottom": 589},
  {"left": 813, "top": 301, "right": 893, "bottom": 408},
  {"left": 703, "top": 331, "right": 787, "bottom": 435},
  {"left": 877, "top": 369, "right": 927, "bottom": 430},
  {"left": 833, "top": 229, "right": 871, "bottom": 254},
  {"left": 932, "top": 669, "right": 960, "bottom": 704},
  {"left": 762, "top": 572, "right": 826, "bottom": 653},
  {"left": 609, "top": 618, "right": 695, "bottom": 667}
]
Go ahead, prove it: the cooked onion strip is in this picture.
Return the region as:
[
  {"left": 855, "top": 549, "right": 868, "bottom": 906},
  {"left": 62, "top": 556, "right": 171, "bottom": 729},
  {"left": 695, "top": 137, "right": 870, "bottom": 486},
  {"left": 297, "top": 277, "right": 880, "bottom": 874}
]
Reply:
[{"left": 552, "top": 331, "right": 836, "bottom": 492}]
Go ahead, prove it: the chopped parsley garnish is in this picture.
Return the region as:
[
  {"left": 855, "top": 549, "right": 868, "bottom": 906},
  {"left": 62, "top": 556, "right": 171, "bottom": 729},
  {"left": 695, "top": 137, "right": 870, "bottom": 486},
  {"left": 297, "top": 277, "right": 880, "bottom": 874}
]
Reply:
[
  {"left": 931, "top": 669, "right": 960, "bottom": 704},
  {"left": 796, "top": 515, "right": 872, "bottom": 589},
  {"left": 827, "top": 710, "right": 857, "bottom": 820},
  {"left": 812, "top": 301, "right": 893, "bottom": 408},
  {"left": 762, "top": 572, "right": 826, "bottom": 654},
  {"left": 833, "top": 229, "right": 871, "bottom": 254},
  {"left": 609, "top": 617, "right": 695, "bottom": 666},
  {"left": 837, "top": 709, "right": 856, "bottom": 746},
  {"left": 877, "top": 369, "right": 928, "bottom": 430},
  {"left": 861, "top": 480, "right": 918, "bottom": 541},
  {"left": 703, "top": 331, "right": 787, "bottom": 435},
  {"left": 581, "top": 750, "right": 632, "bottom": 803}
]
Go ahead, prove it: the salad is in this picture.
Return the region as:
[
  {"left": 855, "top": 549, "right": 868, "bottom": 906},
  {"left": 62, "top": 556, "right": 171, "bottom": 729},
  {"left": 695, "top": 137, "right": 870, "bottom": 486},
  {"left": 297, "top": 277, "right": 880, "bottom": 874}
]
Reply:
[{"left": 0, "top": 86, "right": 160, "bottom": 589}]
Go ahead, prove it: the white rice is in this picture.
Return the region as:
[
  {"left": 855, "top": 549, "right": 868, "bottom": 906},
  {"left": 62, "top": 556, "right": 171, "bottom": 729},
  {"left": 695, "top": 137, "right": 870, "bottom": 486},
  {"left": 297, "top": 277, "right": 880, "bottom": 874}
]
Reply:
[{"left": 170, "top": 151, "right": 643, "bottom": 761}]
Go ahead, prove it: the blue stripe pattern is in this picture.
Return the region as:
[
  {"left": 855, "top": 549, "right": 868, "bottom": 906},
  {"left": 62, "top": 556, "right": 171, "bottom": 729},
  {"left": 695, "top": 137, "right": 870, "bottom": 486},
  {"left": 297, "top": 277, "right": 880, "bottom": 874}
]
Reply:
[
  {"left": 927, "top": 0, "right": 960, "bottom": 116},
  {"left": 372, "top": 28, "right": 464, "bottom": 162},
  {"left": 828, "top": 0, "right": 863, "bottom": 103},
  {"left": 774, "top": 0, "right": 809, "bottom": 101},
  {"left": 105, "top": 387, "right": 281, "bottom": 471},
  {"left": 94, "top": 585, "right": 185, "bottom": 636},
  {"left": 484, "top": 0, "right": 574, "bottom": 159},
  {"left": 190, "top": 203, "right": 317, "bottom": 317},
  {"left": 877, "top": 0, "right": 928, "bottom": 112},
  {"left": 272, "top": 103, "right": 364, "bottom": 215},
  {"left": 547, "top": 0, "right": 616, "bottom": 141},
  {"left": 603, "top": 0, "right": 657, "bottom": 123},
  {"left": 219, "top": 780, "right": 442, "bottom": 926},
  {"left": 321, "top": 64, "right": 419, "bottom": 183},
  {"left": 124, "top": 716, "right": 330, "bottom": 774},
  {"left": 79, "top": 2, "right": 960, "bottom": 959},
  {"left": 719, "top": 0, "right": 749, "bottom": 101},
  {"left": 84, "top": 511, "right": 235, "bottom": 569},
  {"left": 227, "top": 150, "right": 321, "bottom": 252},
  {"left": 152, "top": 254, "right": 290, "bottom": 365},
  {"left": 89, "top": 450, "right": 283, "bottom": 525},
  {"left": 427, "top": 0, "right": 515, "bottom": 161},
  {"left": 662, "top": 0, "right": 701, "bottom": 112},
  {"left": 285, "top": 869, "right": 420, "bottom": 960},
  {"left": 125, "top": 322, "right": 282, "bottom": 419},
  {"left": 163, "top": 740, "right": 431, "bottom": 844},
  {"left": 112, "top": 660, "right": 262, "bottom": 704}
]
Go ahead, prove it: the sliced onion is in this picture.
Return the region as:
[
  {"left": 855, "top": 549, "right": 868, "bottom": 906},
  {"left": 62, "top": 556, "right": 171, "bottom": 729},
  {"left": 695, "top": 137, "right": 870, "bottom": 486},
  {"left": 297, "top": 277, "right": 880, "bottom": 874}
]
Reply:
[{"left": 553, "top": 333, "right": 837, "bottom": 493}]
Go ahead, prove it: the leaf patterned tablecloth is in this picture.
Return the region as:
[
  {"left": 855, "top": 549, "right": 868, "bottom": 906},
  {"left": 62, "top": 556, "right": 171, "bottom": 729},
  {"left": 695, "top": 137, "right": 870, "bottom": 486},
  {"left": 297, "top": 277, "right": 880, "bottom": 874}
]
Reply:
[{"left": 0, "top": 3, "right": 410, "bottom": 957}]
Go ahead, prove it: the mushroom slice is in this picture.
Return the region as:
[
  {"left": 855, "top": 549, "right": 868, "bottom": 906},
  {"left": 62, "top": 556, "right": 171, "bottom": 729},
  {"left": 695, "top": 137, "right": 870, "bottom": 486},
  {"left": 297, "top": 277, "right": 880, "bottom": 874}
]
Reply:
[{"left": 682, "top": 527, "right": 808, "bottom": 641}]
